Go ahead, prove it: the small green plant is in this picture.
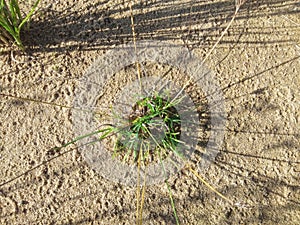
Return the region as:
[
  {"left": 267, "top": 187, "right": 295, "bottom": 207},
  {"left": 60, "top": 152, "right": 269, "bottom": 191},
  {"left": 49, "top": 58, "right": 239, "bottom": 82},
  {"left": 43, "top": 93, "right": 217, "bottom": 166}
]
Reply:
[
  {"left": 112, "top": 94, "right": 182, "bottom": 164},
  {"left": 0, "top": 0, "right": 40, "bottom": 50}
]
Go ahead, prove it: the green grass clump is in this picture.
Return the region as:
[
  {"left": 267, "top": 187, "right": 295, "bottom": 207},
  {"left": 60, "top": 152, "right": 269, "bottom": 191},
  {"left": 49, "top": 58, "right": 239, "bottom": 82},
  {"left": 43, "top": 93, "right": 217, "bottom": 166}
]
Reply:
[
  {"left": 0, "top": 0, "right": 40, "bottom": 50},
  {"left": 113, "top": 94, "right": 182, "bottom": 164}
]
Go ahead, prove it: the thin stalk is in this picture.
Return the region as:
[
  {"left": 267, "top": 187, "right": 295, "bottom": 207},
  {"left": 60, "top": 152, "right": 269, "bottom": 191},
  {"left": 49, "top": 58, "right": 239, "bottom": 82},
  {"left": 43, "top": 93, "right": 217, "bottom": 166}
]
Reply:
[
  {"left": 136, "top": 144, "right": 142, "bottom": 225},
  {"left": 55, "top": 127, "right": 117, "bottom": 150},
  {"left": 170, "top": 1, "right": 245, "bottom": 106},
  {"left": 202, "top": 2, "right": 242, "bottom": 64},
  {"left": 129, "top": 1, "right": 143, "bottom": 94},
  {"left": 139, "top": 181, "right": 146, "bottom": 225},
  {"left": 138, "top": 142, "right": 147, "bottom": 225},
  {"left": 188, "top": 166, "right": 234, "bottom": 205}
]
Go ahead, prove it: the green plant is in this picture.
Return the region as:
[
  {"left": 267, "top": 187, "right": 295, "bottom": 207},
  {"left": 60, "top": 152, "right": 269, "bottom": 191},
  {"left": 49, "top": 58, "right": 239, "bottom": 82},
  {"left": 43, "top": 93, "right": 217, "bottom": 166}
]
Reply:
[
  {"left": 112, "top": 94, "right": 182, "bottom": 163},
  {"left": 0, "top": 0, "right": 40, "bottom": 50}
]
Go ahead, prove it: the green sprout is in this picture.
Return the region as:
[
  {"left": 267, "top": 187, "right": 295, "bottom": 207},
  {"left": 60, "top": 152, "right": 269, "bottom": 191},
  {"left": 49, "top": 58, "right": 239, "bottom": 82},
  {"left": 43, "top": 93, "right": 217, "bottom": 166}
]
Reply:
[{"left": 0, "top": 0, "right": 40, "bottom": 50}]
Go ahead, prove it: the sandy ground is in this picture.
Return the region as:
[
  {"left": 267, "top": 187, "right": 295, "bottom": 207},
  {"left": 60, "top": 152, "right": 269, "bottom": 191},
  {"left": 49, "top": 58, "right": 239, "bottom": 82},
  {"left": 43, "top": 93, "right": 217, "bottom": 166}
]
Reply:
[{"left": 0, "top": 0, "right": 299, "bottom": 224}]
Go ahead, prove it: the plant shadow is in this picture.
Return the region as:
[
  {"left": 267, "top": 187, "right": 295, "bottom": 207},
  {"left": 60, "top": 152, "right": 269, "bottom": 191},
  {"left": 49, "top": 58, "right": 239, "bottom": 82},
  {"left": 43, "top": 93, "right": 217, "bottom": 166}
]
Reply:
[{"left": 21, "top": 0, "right": 300, "bottom": 53}]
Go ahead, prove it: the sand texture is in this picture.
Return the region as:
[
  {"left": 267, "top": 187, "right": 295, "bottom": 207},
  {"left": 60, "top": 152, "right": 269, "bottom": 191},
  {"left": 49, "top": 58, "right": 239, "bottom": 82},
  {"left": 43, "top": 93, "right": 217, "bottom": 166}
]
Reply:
[{"left": 0, "top": 0, "right": 299, "bottom": 224}]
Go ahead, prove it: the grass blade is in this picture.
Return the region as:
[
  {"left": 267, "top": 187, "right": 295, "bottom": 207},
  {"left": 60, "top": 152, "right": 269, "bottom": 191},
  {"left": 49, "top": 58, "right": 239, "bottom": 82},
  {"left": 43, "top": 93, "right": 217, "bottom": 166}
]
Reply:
[
  {"left": 11, "top": 0, "right": 22, "bottom": 20},
  {"left": 0, "top": 0, "right": 40, "bottom": 49},
  {"left": 18, "top": 0, "right": 40, "bottom": 31}
]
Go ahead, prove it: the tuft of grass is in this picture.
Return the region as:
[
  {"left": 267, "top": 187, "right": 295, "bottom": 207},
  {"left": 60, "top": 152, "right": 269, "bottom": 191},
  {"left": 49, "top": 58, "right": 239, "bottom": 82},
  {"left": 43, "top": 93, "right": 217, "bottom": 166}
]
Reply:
[
  {"left": 113, "top": 94, "right": 182, "bottom": 164},
  {"left": 0, "top": 0, "right": 40, "bottom": 50}
]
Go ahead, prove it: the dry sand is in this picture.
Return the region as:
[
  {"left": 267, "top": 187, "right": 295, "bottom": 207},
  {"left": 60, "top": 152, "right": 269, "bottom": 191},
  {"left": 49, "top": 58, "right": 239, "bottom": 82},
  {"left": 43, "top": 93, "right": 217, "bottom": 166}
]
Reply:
[{"left": 0, "top": 0, "right": 299, "bottom": 224}]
